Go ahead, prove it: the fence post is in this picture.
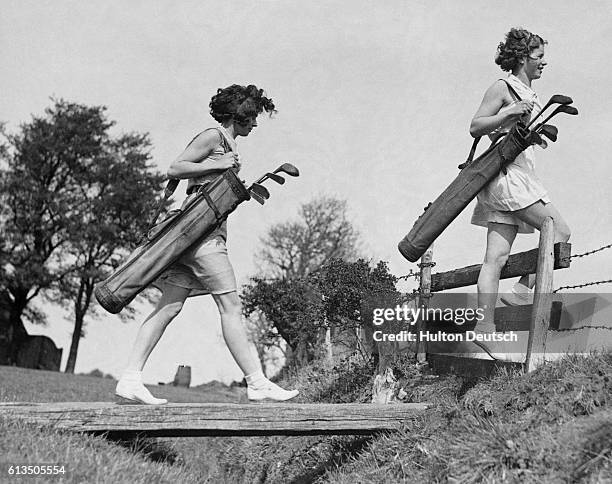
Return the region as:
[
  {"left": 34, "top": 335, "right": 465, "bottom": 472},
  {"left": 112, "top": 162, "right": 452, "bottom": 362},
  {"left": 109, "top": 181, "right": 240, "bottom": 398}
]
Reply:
[
  {"left": 416, "top": 245, "right": 434, "bottom": 363},
  {"left": 525, "top": 217, "right": 554, "bottom": 372}
]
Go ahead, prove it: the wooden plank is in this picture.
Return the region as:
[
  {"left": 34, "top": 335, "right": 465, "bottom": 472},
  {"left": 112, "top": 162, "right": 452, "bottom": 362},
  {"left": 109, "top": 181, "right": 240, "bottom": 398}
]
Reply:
[
  {"left": 427, "top": 354, "right": 522, "bottom": 379},
  {"left": 525, "top": 217, "right": 555, "bottom": 372},
  {"left": 494, "top": 302, "right": 562, "bottom": 332},
  {"left": 413, "top": 302, "right": 562, "bottom": 333},
  {"left": 416, "top": 245, "right": 434, "bottom": 363},
  {"left": 0, "top": 402, "right": 428, "bottom": 437},
  {"left": 431, "top": 242, "right": 571, "bottom": 292}
]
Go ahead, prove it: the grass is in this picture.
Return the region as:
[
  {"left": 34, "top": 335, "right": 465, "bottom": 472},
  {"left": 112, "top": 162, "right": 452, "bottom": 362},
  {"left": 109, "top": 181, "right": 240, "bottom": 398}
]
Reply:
[{"left": 0, "top": 351, "right": 610, "bottom": 483}]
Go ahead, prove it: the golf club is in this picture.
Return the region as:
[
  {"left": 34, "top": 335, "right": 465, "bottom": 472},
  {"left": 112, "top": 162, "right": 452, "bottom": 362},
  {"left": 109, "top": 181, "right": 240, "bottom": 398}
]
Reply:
[
  {"left": 525, "top": 94, "right": 573, "bottom": 129},
  {"left": 254, "top": 163, "right": 300, "bottom": 185},
  {"left": 274, "top": 162, "right": 300, "bottom": 178},
  {"left": 266, "top": 173, "right": 286, "bottom": 184},
  {"left": 249, "top": 183, "right": 270, "bottom": 199},
  {"left": 249, "top": 189, "right": 266, "bottom": 205},
  {"left": 538, "top": 124, "right": 558, "bottom": 142},
  {"left": 255, "top": 172, "right": 286, "bottom": 185},
  {"left": 527, "top": 130, "right": 543, "bottom": 147},
  {"left": 533, "top": 105, "right": 578, "bottom": 131}
]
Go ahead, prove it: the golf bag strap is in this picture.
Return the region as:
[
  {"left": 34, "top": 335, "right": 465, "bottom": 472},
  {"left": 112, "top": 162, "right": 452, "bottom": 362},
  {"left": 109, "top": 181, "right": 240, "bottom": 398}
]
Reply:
[
  {"left": 458, "top": 79, "right": 524, "bottom": 170},
  {"left": 201, "top": 187, "right": 222, "bottom": 221},
  {"left": 146, "top": 178, "right": 180, "bottom": 233}
]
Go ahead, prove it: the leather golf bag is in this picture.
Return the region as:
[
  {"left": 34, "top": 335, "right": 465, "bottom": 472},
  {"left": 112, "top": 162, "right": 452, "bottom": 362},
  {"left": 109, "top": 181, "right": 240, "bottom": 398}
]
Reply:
[
  {"left": 94, "top": 169, "right": 250, "bottom": 314},
  {"left": 398, "top": 123, "right": 536, "bottom": 262}
]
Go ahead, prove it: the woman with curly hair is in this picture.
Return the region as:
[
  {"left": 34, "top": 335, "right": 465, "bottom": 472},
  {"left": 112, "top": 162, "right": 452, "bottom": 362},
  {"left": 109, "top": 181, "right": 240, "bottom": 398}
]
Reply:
[
  {"left": 470, "top": 28, "right": 571, "bottom": 334},
  {"left": 115, "top": 84, "right": 299, "bottom": 404}
]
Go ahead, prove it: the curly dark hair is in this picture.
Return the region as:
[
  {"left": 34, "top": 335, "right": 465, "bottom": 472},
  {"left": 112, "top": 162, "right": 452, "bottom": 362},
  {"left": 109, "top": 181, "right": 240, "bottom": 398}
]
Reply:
[
  {"left": 209, "top": 84, "right": 276, "bottom": 125},
  {"left": 495, "top": 28, "right": 547, "bottom": 72}
]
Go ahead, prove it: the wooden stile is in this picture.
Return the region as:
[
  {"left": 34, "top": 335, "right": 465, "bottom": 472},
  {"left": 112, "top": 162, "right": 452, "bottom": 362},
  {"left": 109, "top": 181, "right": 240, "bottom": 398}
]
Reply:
[
  {"left": 430, "top": 242, "right": 571, "bottom": 292},
  {"left": 525, "top": 217, "right": 555, "bottom": 372}
]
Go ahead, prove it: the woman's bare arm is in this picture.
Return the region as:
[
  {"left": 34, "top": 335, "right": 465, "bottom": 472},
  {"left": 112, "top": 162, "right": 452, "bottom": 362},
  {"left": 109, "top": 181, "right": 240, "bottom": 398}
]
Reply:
[
  {"left": 167, "top": 130, "right": 239, "bottom": 179},
  {"left": 470, "top": 81, "right": 533, "bottom": 138}
]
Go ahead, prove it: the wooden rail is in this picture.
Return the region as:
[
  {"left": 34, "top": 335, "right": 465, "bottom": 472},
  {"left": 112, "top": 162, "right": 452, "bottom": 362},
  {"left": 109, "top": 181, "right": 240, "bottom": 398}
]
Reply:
[
  {"left": 430, "top": 242, "right": 571, "bottom": 292},
  {"left": 419, "top": 301, "right": 563, "bottom": 333},
  {"left": 0, "top": 402, "right": 428, "bottom": 437}
]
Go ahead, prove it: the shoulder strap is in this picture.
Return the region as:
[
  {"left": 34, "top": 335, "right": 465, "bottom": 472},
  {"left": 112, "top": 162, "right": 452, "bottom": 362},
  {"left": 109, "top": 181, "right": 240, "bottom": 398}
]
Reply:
[
  {"left": 458, "top": 79, "right": 523, "bottom": 170},
  {"left": 500, "top": 78, "right": 522, "bottom": 102},
  {"left": 211, "top": 127, "right": 233, "bottom": 153},
  {"left": 146, "top": 128, "right": 226, "bottom": 231}
]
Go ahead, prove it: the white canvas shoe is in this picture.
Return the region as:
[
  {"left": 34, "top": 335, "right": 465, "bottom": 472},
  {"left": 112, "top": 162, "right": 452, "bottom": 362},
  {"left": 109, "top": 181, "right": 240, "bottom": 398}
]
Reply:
[
  {"left": 247, "top": 381, "right": 299, "bottom": 402},
  {"left": 115, "top": 379, "right": 168, "bottom": 405},
  {"left": 500, "top": 288, "right": 534, "bottom": 306}
]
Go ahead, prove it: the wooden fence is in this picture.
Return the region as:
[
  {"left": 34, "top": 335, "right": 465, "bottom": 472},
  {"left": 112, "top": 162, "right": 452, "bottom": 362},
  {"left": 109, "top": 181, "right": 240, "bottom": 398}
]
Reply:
[{"left": 417, "top": 217, "right": 571, "bottom": 373}]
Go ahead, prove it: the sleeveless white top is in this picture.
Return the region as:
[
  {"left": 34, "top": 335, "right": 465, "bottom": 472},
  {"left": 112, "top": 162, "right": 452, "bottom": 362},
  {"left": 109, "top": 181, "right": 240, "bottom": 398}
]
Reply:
[
  {"left": 183, "top": 126, "right": 239, "bottom": 241},
  {"left": 471, "top": 75, "right": 550, "bottom": 233}
]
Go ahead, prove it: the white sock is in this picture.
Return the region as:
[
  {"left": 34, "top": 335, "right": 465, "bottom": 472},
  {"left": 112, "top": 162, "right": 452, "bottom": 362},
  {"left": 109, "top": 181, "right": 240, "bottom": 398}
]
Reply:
[
  {"left": 245, "top": 370, "right": 267, "bottom": 388},
  {"left": 121, "top": 369, "right": 143, "bottom": 381}
]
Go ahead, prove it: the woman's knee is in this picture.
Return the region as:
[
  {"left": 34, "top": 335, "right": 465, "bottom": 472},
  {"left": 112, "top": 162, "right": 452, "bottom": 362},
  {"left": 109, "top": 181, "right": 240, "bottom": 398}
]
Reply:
[
  {"left": 484, "top": 251, "right": 510, "bottom": 270},
  {"left": 215, "top": 292, "right": 242, "bottom": 318},
  {"left": 157, "top": 300, "right": 184, "bottom": 321},
  {"left": 554, "top": 219, "right": 571, "bottom": 242}
]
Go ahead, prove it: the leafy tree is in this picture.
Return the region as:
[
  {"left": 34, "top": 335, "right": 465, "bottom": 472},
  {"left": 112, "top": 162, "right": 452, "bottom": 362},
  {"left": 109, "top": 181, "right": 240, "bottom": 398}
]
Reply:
[
  {"left": 257, "top": 196, "right": 359, "bottom": 280},
  {"left": 243, "top": 196, "right": 361, "bottom": 367},
  {"left": 58, "top": 132, "right": 164, "bottom": 373},
  {"left": 0, "top": 99, "right": 164, "bottom": 371},
  {"left": 242, "top": 258, "right": 399, "bottom": 366}
]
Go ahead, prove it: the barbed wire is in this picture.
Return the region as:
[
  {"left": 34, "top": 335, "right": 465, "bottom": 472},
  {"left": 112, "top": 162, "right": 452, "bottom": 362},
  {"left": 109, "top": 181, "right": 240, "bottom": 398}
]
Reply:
[
  {"left": 553, "top": 279, "right": 612, "bottom": 293},
  {"left": 563, "top": 242, "right": 612, "bottom": 262},
  {"left": 397, "top": 269, "right": 420, "bottom": 281},
  {"left": 399, "top": 242, "right": 612, "bottom": 294},
  {"left": 553, "top": 324, "right": 612, "bottom": 332}
]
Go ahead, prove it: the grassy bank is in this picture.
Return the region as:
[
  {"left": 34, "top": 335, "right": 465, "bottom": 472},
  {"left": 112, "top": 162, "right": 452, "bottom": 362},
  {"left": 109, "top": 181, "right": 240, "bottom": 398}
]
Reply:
[{"left": 1, "top": 352, "right": 610, "bottom": 483}]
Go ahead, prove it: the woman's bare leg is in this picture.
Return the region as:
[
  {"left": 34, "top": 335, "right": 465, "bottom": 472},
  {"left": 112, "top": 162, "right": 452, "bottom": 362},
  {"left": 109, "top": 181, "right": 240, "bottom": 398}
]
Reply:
[
  {"left": 511, "top": 201, "right": 571, "bottom": 290},
  {"left": 212, "top": 291, "right": 260, "bottom": 375},
  {"left": 476, "top": 222, "right": 518, "bottom": 332},
  {"left": 125, "top": 284, "right": 190, "bottom": 371},
  {"left": 213, "top": 291, "right": 298, "bottom": 401},
  {"left": 116, "top": 284, "right": 190, "bottom": 404}
]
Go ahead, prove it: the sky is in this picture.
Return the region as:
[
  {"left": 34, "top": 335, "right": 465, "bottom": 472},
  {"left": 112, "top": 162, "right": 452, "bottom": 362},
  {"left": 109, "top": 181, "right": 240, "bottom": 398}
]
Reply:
[{"left": 1, "top": 0, "right": 611, "bottom": 385}]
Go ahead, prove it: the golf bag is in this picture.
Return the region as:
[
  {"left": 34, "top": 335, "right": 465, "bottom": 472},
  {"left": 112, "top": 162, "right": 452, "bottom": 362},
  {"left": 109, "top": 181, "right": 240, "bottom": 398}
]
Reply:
[
  {"left": 398, "top": 123, "right": 537, "bottom": 262},
  {"left": 94, "top": 169, "right": 251, "bottom": 314}
]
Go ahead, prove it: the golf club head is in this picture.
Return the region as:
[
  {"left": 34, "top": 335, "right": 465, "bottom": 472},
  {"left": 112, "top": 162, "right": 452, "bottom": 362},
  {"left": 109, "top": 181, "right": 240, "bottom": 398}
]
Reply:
[
  {"left": 266, "top": 173, "right": 286, "bottom": 185},
  {"left": 250, "top": 183, "right": 270, "bottom": 199},
  {"left": 534, "top": 105, "right": 579, "bottom": 131},
  {"left": 527, "top": 130, "right": 543, "bottom": 146},
  {"left": 526, "top": 94, "right": 574, "bottom": 128},
  {"left": 538, "top": 124, "right": 558, "bottom": 142},
  {"left": 249, "top": 190, "right": 266, "bottom": 205},
  {"left": 274, "top": 163, "right": 300, "bottom": 177},
  {"left": 559, "top": 105, "right": 579, "bottom": 116},
  {"left": 549, "top": 94, "right": 573, "bottom": 106}
]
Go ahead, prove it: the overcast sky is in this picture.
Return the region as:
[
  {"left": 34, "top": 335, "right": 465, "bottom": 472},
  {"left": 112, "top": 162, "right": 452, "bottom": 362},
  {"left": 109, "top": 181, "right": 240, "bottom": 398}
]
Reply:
[{"left": 2, "top": 0, "right": 611, "bottom": 384}]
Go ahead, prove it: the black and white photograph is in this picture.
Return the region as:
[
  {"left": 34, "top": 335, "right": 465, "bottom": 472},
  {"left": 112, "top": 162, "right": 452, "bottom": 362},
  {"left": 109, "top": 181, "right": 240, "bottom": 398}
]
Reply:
[{"left": 1, "top": 1, "right": 611, "bottom": 482}]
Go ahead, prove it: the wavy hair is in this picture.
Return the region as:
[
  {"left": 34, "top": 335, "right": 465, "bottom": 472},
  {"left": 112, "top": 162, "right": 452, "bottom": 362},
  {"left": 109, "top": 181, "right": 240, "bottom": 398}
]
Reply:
[
  {"left": 495, "top": 28, "right": 547, "bottom": 72},
  {"left": 209, "top": 84, "right": 276, "bottom": 125}
]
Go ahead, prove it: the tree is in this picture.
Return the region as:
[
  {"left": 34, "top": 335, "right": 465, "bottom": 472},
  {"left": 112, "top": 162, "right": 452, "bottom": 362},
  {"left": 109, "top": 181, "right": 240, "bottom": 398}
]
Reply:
[
  {"left": 0, "top": 99, "right": 164, "bottom": 371},
  {"left": 312, "top": 258, "right": 399, "bottom": 360},
  {"left": 257, "top": 196, "right": 359, "bottom": 280},
  {"left": 59, "top": 132, "right": 164, "bottom": 373},
  {"left": 242, "top": 258, "right": 399, "bottom": 367},
  {"left": 243, "top": 196, "right": 361, "bottom": 367}
]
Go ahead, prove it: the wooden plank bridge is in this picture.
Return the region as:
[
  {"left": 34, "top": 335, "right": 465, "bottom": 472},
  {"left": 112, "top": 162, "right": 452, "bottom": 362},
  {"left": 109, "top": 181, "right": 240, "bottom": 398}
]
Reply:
[{"left": 0, "top": 402, "right": 428, "bottom": 437}]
